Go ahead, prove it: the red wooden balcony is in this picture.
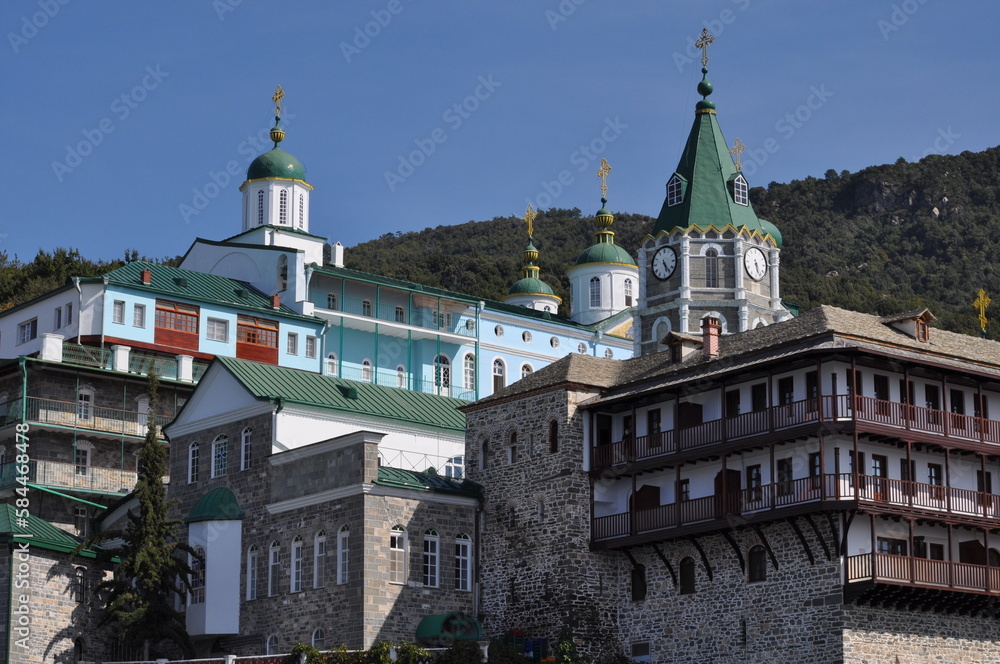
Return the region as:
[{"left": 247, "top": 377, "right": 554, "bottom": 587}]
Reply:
[
  {"left": 847, "top": 552, "right": 1000, "bottom": 595},
  {"left": 592, "top": 474, "right": 1000, "bottom": 542},
  {"left": 592, "top": 394, "right": 1000, "bottom": 468}
]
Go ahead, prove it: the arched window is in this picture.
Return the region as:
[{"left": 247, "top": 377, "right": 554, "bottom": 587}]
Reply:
[
  {"left": 327, "top": 353, "right": 338, "bottom": 376},
  {"left": 298, "top": 193, "right": 305, "bottom": 228},
  {"left": 337, "top": 525, "right": 350, "bottom": 585},
  {"left": 395, "top": 305, "right": 405, "bottom": 323},
  {"left": 327, "top": 293, "right": 337, "bottom": 310},
  {"left": 455, "top": 533, "right": 472, "bottom": 591},
  {"left": 667, "top": 174, "right": 684, "bottom": 206},
  {"left": 279, "top": 189, "right": 288, "bottom": 225},
  {"left": 241, "top": 427, "right": 252, "bottom": 471},
  {"left": 257, "top": 190, "right": 264, "bottom": 225},
  {"left": 748, "top": 545, "right": 767, "bottom": 582},
  {"left": 291, "top": 536, "right": 303, "bottom": 593},
  {"left": 463, "top": 354, "right": 476, "bottom": 391},
  {"left": 74, "top": 440, "right": 93, "bottom": 477},
  {"left": 190, "top": 548, "right": 205, "bottom": 604},
  {"left": 492, "top": 359, "right": 506, "bottom": 393},
  {"left": 624, "top": 278, "right": 634, "bottom": 307},
  {"left": 74, "top": 638, "right": 84, "bottom": 664},
  {"left": 589, "top": 277, "right": 601, "bottom": 308},
  {"left": 423, "top": 529, "right": 440, "bottom": 587},
  {"left": 479, "top": 440, "right": 489, "bottom": 470},
  {"left": 211, "top": 435, "right": 228, "bottom": 478},
  {"left": 679, "top": 557, "right": 696, "bottom": 595},
  {"left": 362, "top": 300, "right": 373, "bottom": 317},
  {"left": 246, "top": 545, "right": 259, "bottom": 600},
  {"left": 77, "top": 386, "right": 95, "bottom": 421},
  {"left": 73, "top": 567, "right": 86, "bottom": 603},
  {"left": 266, "top": 635, "right": 279, "bottom": 655},
  {"left": 361, "top": 359, "right": 373, "bottom": 382},
  {"left": 390, "top": 526, "right": 407, "bottom": 584},
  {"left": 653, "top": 319, "right": 670, "bottom": 346},
  {"left": 548, "top": 421, "right": 559, "bottom": 453},
  {"left": 314, "top": 531, "right": 326, "bottom": 589},
  {"left": 631, "top": 563, "right": 647, "bottom": 601},
  {"left": 435, "top": 355, "right": 451, "bottom": 395},
  {"left": 312, "top": 629, "right": 325, "bottom": 650},
  {"left": 268, "top": 541, "right": 280, "bottom": 596},
  {"left": 705, "top": 249, "right": 719, "bottom": 288},
  {"left": 277, "top": 255, "right": 288, "bottom": 292},
  {"left": 396, "top": 365, "right": 406, "bottom": 389},
  {"left": 188, "top": 442, "right": 200, "bottom": 484},
  {"left": 507, "top": 432, "right": 517, "bottom": 465},
  {"left": 733, "top": 174, "right": 749, "bottom": 206},
  {"left": 520, "top": 363, "right": 533, "bottom": 380}
]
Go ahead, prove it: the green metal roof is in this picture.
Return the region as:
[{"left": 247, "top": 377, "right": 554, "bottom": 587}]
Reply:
[
  {"left": 0, "top": 504, "right": 101, "bottom": 558},
  {"left": 216, "top": 356, "right": 467, "bottom": 432},
  {"left": 652, "top": 70, "right": 781, "bottom": 247},
  {"left": 246, "top": 146, "right": 307, "bottom": 182},
  {"left": 376, "top": 466, "right": 483, "bottom": 499},
  {"left": 574, "top": 241, "right": 637, "bottom": 266},
  {"left": 101, "top": 261, "right": 319, "bottom": 323},
  {"left": 185, "top": 486, "right": 245, "bottom": 523},
  {"left": 313, "top": 264, "right": 480, "bottom": 305}
]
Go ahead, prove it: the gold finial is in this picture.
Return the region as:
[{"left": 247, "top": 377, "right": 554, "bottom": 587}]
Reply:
[
  {"left": 695, "top": 28, "right": 715, "bottom": 68},
  {"left": 523, "top": 204, "right": 536, "bottom": 238},
  {"left": 597, "top": 158, "right": 612, "bottom": 198},
  {"left": 730, "top": 138, "right": 745, "bottom": 171},
  {"left": 975, "top": 289, "right": 992, "bottom": 334},
  {"left": 272, "top": 85, "right": 285, "bottom": 117}
]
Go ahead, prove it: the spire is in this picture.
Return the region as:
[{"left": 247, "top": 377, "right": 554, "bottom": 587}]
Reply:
[
  {"left": 573, "top": 159, "right": 636, "bottom": 267},
  {"left": 502, "top": 205, "right": 562, "bottom": 308},
  {"left": 270, "top": 85, "right": 286, "bottom": 147},
  {"left": 520, "top": 204, "right": 541, "bottom": 280}
]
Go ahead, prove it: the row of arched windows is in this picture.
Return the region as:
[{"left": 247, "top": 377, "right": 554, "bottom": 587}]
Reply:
[
  {"left": 246, "top": 527, "right": 347, "bottom": 600},
  {"left": 586, "top": 277, "right": 634, "bottom": 309},
  {"left": 254, "top": 190, "right": 306, "bottom": 229},
  {"left": 388, "top": 525, "right": 473, "bottom": 591},
  {"left": 187, "top": 428, "right": 252, "bottom": 484},
  {"left": 633, "top": 546, "right": 768, "bottom": 601},
  {"left": 479, "top": 420, "right": 559, "bottom": 469}
]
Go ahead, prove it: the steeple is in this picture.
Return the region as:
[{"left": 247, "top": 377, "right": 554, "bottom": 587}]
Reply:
[{"left": 502, "top": 205, "right": 562, "bottom": 313}]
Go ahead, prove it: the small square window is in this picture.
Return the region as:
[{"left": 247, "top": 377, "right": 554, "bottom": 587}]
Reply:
[
  {"left": 133, "top": 304, "right": 146, "bottom": 328},
  {"left": 207, "top": 318, "right": 228, "bottom": 342},
  {"left": 306, "top": 336, "right": 317, "bottom": 358},
  {"left": 287, "top": 333, "right": 298, "bottom": 355},
  {"left": 112, "top": 301, "right": 125, "bottom": 324}
]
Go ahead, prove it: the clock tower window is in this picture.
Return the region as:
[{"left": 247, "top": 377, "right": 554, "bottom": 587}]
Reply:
[{"left": 705, "top": 249, "right": 719, "bottom": 288}]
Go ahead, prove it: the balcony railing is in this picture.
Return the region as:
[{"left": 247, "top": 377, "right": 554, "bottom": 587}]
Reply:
[
  {"left": 592, "top": 474, "right": 1000, "bottom": 542},
  {"left": 336, "top": 365, "right": 475, "bottom": 401},
  {"left": 0, "top": 459, "right": 137, "bottom": 494},
  {"left": 2, "top": 397, "right": 171, "bottom": 438},
  {"left": 310, "top": 289, "right": 475, "bottom": 338},
  {"left": 61, "top": 343, "right": 112, "bottom": 369},
  {"left": 847, "top": 552, "right": 1000, "bottom": 595},
  {"left": 594, "top": 394, "right": 1000, "bottom": 468}
]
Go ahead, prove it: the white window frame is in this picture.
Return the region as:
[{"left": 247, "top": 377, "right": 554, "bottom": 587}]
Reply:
[
  {"left": 733, "top": 174, "right": 749, "bottom": 206},
  {"left": 287, "top": 332, "right": 298, "bottom": 355},
  {"left": 327, "top": 353, "right": 338, "bottom": 376},
  {"left": 589, "top": 277, "right": 601, "bottom": 308},
  {"left": 389, "top": 526, "right": 407, "bottom": 584},
  {"left": 290, "top": 537, "right": 303, "bottom": 593},
  {"left": 624, "top": 278, "right": 634, "bottom": 307},
  {"left": 521, "top": 363, "right": 533, "bottom": 380},
  {"left": 455, "top": 533, "right": 472, "bottom": 591},
  {"left": 314, "top": 531, "right": 327, "bottom": 589},
  {"left": 247, "top": 546, "right": 259, "bottom": 600},
  {"left": 311, "top": 629, "right": 325, "bottom": 650},
  {"left": 206, "top": 318, "right": 229, "bottom": 342},
  {"left": 337, "top": 525, "right": 349, "bottom": 585},
  {"left": 74, "top": 505, "right": 89, "bottom": 537},
  {"left": 188, "top": 442, "right": 200, "bottom": 483},
  {"left": 112, "top": 300, "right": 125, "bottom": 324},
  {"left": 667, "top": 174, "right": 684, "bottom": 207},
  {"left": 54, "top": 306, "right": 62, "bottom": 330},
  {"left": 190, "top": 548, "right": 205, "bottom": 605},
  {"left": 133, "top": 303, "right": 146, "bottom": 328},
  {"left": 396, "top": 365, "right": 406, "bottom": 389},
  {"left": 77, "top": 386, "right": 95, "bottom": 421},
  {"left": 65, "top": 303, "right": 73, "bottom": 325},
  {"left": 423, "top": 530, "right": 440, "bottom": 587},
  {"left": 362, "top": 359, "right": 373, "bottom": 382},
  {"left": 241, "top": 427, "right": 252, "bottom": 471},
  {"left": 305, "top": 335, "right": 317, "bottom": 358},
  {"left": 17, "top": 319, "right": 37, "bottom": 345},
  {"left": 463, "top": 354, "right": 475, "bottom": 391},
  {"left": 74, "top": 441, "right": 92, "bottom": 476},
  {"left": 268, "top": 541, "right": 280, "bottom": 596},
  {"left": 211, "top": 435, "right": 228, "bottom": 478}
]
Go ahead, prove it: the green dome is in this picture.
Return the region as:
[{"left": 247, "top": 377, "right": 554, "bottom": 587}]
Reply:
[
  {"left": 185, "top": 487, "right": 245, "bottom": 523},
  {"left": 247, "top": 147, "right": 307, "bottom": 182},
  {"left": 508, "top": 277, "right": 556, "bottom": 296},
  {"left": 758, "top": 218, "right": 783, "bottom": 248},
  {"left": 575, "top": 242, "right": 637, "bottom": 266}
]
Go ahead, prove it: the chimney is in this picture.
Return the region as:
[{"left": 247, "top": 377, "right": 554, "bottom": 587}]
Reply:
[
  {"left": 141, "top": 268, "right": 152, "bottom": 285},
  {"left": 333, "top": 242, "right": 345, "bottom": 268},
  {"left": 271, "top": 294, "right": 281, "bottom": 309},
  {"left": 702, "top": 317, "right": 721, "bottom": 358}
]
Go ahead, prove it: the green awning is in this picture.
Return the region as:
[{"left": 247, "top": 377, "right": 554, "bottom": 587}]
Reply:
[{"left": 415, "top": 612, "right": 482, "bottom": 647}]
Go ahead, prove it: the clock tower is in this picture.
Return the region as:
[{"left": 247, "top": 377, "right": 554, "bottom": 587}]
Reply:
[{"left": 636, "top": 31, "right": 790, "bottom": 356}]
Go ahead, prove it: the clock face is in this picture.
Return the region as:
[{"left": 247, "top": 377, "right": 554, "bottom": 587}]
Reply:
[
  {"left": 651, "top": 246, "right": 677, "bottom": 280},
  {"left": 744, "top": 247, "right": 767, "bottom": 281}
]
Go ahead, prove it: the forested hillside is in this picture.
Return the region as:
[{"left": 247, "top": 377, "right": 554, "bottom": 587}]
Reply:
[{"left": 347, "top": 147, "right": 1000, "bottom": 336}]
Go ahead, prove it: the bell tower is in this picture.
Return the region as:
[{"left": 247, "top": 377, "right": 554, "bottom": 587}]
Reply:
[{"left": 636, "top": 30, "right": 790, "bottom": 357}]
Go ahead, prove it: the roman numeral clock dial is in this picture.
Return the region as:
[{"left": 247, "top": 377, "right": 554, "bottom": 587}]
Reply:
[{"left": 651, "top": 246, "right": 677, "bottom": 280}]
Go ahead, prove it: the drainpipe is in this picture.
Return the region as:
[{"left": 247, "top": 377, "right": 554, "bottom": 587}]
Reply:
[
  {"left": 72, "top": 277, "right": 83, "bottom": 343},
  {"left": 100, "top": 276, "right": 109, "bottom": 348},
  {"left": 272, "top": 397, "right": 284, "bottom": 453},
  {"left": 475, "top": 302, "right": 484, "bottom": 401},
  {"left": 320, "top": 320, "right": 332, "bottom": 375}
]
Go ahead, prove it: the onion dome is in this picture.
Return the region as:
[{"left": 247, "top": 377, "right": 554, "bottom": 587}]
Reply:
[
  {"left": 575, "top": 197, "right": 637, "bottom": 267},
  {"left": 246, "top": 115, "right": 308, "bottom": 182}
]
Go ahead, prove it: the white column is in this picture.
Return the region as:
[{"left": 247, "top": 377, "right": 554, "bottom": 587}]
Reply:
[
  {"left": 177, "top": 355, "right": 194, "bottom": 383},
  {"left": 110, "top": 345, "right": 131, "bottom": 373},
  {"left": 679, "top": 238, "right": 691, "bottom": 299},
  {"left": 769, "top": 247, "right": 782, "bottom": 309}
]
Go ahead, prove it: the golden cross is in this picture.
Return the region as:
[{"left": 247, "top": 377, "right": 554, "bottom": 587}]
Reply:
[
  {"left": 597, "top": 158, "right": 612, "bottom": 198},
  {"left": 730, "top": 138, "right": 745, "bottom": 171},
  {"left": 974, "top": 289, "right": 991, "bottom": 332},
  {"left": 272, "top": 85, "right": 285, "bottom": 116},
  {"left": 695, "top": 28, "right": 715, "bottom": 67},
  {"left": 524, "top": 204, "right": 536, "bottom": 238}
]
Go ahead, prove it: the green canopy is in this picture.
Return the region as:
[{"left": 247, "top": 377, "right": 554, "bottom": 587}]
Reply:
[{"left": 415, "top": 612, "right": 483, "bottom": 647}]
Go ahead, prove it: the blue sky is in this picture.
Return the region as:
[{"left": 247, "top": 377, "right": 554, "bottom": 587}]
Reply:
[{"left": 1, "top": 1, "right": 996, "bottom": 262}]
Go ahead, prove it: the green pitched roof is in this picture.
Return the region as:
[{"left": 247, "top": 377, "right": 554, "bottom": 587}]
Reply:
[
  {"left": 652, "top": 74, "right": 781, "bottom": 247},
  {"left": 100, "top": 261, "right": 318, "bottom": 322},
  {"left": 0, "top": 504, "right": 101, "bottom": 558},
  {"left": 376, "top": 466, "right": 483, "bottom": 499},
  {"left": 186, "top": 486, "right": 245, "bottom": 523},
  {"left": 246, "top": 146, "right": 307, "bottom": 182},
  {"left": 216, "top": 355, "right": 467, "bottom": 432}
]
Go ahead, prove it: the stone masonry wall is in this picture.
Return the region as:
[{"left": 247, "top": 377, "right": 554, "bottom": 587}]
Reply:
[{"left": 843, "top": 605, "right": 1000, "bottom": 663}]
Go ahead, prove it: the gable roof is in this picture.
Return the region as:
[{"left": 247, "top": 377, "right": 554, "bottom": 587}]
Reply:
[
  {"left": 376, "top": 466, "right": 483, "bottom": 500},
  {"left": 216, "top": 356, "right": 467, "bottom": 432},
  {"left": 0, "top": 504, "right": 101, "bottom": 558}
]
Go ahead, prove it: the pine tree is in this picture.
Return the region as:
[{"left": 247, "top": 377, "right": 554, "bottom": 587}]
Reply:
[{"left": 79, "top": 371, "right": 199, "bottom": 659}]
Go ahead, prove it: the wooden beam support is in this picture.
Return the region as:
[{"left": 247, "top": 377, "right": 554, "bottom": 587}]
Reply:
[
  {"left": 651, "top": 543, "right": 678, "bottom": 588},
  {"left": 804, "top": 513, "right": 833, "bottom": 561},
  {"left": 785, "top": 517, "right": 815, "bottom": 566},
  {"left": 752, "top": 523, "right": 781, "bottom": 570},
  {"left": 687, "top": 536, "right": 713, "bottom": 581},
  {"left": 841, "top": 511, "right": 856, "bottom": 557},
  {"left": 721, "top": 530, "right": 746, "bottom": 573}
]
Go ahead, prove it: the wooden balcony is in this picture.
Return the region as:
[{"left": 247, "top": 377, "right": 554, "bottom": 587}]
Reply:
[
  {"left": 847, "top": 552, "right": 1000, "bottom": 596},
  {"left": 1, "top": 396, "right": 170, "bottom": 439},
  {"left": 0, "top": 459, "right": 137, "bottom": 495},
  {"left": 593, "top": 394, "right": 1000, "bottom": 469},
  {"left": 592, "top": 474, "right": 1000, "bottom": 544}
]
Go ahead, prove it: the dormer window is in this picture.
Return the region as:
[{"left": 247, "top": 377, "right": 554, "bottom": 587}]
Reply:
[
  {"left": 916, "top": 319, "right": 929, "bottom": 342},
  {"left": 733, "top": 174, "right": 749, "bottom": 206},
  {"left": 666, "top": 174, "right": 686, "bottom": 207}
]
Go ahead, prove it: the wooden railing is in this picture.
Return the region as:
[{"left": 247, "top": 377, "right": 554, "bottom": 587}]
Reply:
[
  {"left": 3, "top": 396, "right": 171, "bottom": 438},
  {"left": 592, "top": 474, "right": 1000, "bottom": 541},
  {"left": 593, "top": 394, "right": 1000, "bottom": 468},
  {"left": 0, "top": 459, "right": 137, "bottom": 494},
  {"left": 846, "top": 552, "right": 1000, "bottom": 595}
]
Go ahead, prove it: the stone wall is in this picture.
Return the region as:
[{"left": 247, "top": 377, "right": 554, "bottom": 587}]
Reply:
[{"left": 843, "top": 605, "right": 1000, "bottom": 663}]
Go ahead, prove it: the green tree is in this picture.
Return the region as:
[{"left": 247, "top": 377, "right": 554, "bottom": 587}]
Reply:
[{"left": 77, "top": 372, "right": 199, "bottom": 659}]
